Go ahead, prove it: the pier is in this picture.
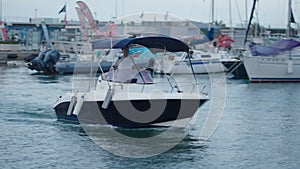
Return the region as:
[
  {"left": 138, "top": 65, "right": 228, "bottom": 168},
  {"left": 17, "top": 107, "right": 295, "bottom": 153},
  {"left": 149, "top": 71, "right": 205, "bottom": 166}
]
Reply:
[{"left": 0, "top": 43, "right": 38, "bottom": 64}]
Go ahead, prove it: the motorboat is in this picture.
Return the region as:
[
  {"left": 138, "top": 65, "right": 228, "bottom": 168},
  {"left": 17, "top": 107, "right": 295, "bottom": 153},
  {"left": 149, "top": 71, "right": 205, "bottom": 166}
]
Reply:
[
  {"left": 154, "top": 49, "right": 227, "bottom": 74},
  {"left": 26, "top": 48, "right": 115, "bottom": 74},
  {"left": 55, "top": 51, "right": 115, "bottom": 74},
  {"left": 53, "top": 36, "right": 209, "bottom": 128},
  {"left": 27, "top": 49, "right": 61, "bottom": 73}
]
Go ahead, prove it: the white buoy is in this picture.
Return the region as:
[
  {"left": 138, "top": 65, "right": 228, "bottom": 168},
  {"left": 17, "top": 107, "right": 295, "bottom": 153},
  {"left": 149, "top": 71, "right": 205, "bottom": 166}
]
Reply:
[
  {"left": 72, "top": 95, "right": 85, "bottom": 116},
  {"left": 67, "top": 95, "right": 77, "bottom": 115},
  {"left": 102, "top": 88, "right": 113, "bottom": 109},
  {"left": 288, "top": 60, "right": 293, "bottom": 74}
]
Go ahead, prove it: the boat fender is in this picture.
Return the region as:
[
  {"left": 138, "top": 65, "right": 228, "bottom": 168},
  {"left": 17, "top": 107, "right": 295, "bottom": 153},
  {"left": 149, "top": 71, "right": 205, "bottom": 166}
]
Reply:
[
  {"left": 287, "top": 60, "right": 293, "bottom": 74},
  {"left": 72, "top": 95, "right": 85, "bottom": 116},
  {"left": 67, "top": 95, "right": 77, "bottom": 116},
  {"left": 102, "top": 88, "right": 114, "bottom": 109}
]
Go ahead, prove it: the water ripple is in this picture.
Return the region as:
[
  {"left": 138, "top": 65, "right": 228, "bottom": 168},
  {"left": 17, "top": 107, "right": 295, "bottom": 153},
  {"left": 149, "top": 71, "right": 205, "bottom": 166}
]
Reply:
[{"left": 0, "top": 66, "right": 299, "bottom": 168}]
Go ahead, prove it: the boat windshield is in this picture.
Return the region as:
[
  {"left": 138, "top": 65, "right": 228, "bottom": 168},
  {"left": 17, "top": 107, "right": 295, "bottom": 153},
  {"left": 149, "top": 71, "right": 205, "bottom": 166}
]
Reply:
[{"left": 101, "top": 69, "right": 153, "bottom": 84}]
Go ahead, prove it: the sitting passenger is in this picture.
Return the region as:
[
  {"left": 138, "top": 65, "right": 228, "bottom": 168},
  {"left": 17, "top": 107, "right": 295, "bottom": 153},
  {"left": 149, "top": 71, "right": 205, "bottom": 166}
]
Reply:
[
  {"left": 103, "top": 46, "right": 153, "bottom": 84},
  {"left": 114, "top": 46, "right": 134, "bottom": 70}
]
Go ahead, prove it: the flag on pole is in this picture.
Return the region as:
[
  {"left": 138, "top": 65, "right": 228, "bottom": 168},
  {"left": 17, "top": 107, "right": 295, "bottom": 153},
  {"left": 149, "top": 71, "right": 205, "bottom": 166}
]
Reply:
[
  {"left": 58, "top": 4, "right": 67, "bottom": 25},
  {"left": 58, "top": 4, "right": 66, "bottom": 14},
  {"left": 63, "top": 14, "right": 67, "bottom": 25}
]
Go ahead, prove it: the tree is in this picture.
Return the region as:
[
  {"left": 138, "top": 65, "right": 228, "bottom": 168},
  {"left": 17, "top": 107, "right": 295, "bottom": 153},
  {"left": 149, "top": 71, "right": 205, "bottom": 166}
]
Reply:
[
  {"left": 250, "top": 22, "right": 262, "bottom": 36},
  {"left": 213, "top": 20, "right": 226, "bottom": 28}
]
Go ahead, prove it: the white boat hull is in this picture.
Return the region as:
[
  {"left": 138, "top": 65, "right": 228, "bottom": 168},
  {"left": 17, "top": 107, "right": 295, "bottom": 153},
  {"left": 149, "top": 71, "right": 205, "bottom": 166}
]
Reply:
[
  {"left": 155, "top": 59, "right": 226, "bottom": 74},
  {"left": 154, "top": 50, "right": 227, "bottom": 74},
  {"left": 243, "top": 56, "right": 300, "bottom": 82},
  {"left": 174, "top": 60, "right": 226, "bottom": 74},
  {"left": 54, "top": 81, "right": 208, "bottom": 128}
]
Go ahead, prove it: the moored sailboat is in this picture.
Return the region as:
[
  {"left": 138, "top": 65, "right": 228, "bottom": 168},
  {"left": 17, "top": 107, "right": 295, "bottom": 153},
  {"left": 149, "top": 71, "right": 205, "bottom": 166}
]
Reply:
[{"left": 242, "top": 0, "right": 300, "bottom": 82}]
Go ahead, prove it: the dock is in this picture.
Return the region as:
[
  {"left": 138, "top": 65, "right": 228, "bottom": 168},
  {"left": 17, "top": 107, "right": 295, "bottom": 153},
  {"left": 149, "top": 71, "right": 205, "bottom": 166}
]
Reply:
[{"left": 0, "top": 51, "right": 39, "bottom": 64}]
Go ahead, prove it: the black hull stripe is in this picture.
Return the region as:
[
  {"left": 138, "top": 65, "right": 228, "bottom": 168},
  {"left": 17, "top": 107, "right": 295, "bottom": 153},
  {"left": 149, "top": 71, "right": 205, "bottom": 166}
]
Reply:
[{"left": 54, "top": 99, "right": 207, "bottom": 128}]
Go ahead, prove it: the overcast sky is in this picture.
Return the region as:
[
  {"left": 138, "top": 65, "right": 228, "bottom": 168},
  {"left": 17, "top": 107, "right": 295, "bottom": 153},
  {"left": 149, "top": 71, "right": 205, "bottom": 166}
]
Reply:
[{"left": 1, "top": 0, "right": 300, "bottom": 28}]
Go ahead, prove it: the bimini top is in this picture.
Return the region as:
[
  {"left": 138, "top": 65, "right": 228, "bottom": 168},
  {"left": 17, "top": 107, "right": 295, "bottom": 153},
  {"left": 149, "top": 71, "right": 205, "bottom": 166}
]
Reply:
[{"left": 111, "top": 36, "right": 190, "bottom": 53}]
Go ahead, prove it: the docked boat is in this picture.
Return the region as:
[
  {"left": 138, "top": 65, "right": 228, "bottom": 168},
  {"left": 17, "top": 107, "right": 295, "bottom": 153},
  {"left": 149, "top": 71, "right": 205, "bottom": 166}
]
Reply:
[
  {"left": 27, "top": 49, "right": 61, "bottom": 73},
  {"left": 243, "top": 39, "right": 300, "bottom": 82},
  {"left": 242, "top": 0, "right": 300, "bottom": 82},
  {"left": 53, "top": 36, "right": 209, "bottom": 128},
  {"left": 54, "top": 54, "right": 98, "bottom": 74},
  {"left": 154, "top": 49, "right": 227, "bottom": 74},
  {"left": 54, "top": 51, "right": 115, "bottom": 74},
  {"left": 26, "top": 49, "right": 115, "bottom": 74},
  {"left": 55, "top": 59, "right": 112, "bottom": 74}
]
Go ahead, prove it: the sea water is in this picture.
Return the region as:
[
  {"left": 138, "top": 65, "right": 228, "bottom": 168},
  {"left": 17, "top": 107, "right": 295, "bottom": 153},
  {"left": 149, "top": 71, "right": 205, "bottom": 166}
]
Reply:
[{"left": 0, "top": 66, "right": 299, "bottom": 168}]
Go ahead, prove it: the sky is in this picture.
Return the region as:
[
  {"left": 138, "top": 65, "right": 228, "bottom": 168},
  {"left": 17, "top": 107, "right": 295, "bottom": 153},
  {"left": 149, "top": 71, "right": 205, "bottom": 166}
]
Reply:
[{"left": 1, "top": 0, "right": 300, "bottom": 28}]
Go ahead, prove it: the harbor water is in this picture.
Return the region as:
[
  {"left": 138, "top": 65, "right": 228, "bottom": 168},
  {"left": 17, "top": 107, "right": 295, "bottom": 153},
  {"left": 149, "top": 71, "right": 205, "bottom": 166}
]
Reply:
[{"left": 0, "top": 66, "right": 299, "bottom": 168}]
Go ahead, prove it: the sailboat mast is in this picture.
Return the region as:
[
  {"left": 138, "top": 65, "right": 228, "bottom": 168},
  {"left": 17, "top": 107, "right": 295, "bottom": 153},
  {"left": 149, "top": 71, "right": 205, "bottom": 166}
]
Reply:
[
  {"left": 229, "top": 0, "right": 232, "bottom": 28},
  {"left": 115, "top": 0, "right": 118, "bottom": 19},
  {"left": 287, "top": 0, "right": 292, "bottom": 37},
  {"left": 245, "top": 0, "right": 248, "bottom": 25},
  {"left": 244, "top": 0, "right": 257, "bottom": 46},
  {"left": 229, "top": 0, "right": 234, "bottom": 38},
  {"left": 211, "top": 0, "right": 215, "bottom": 23}
]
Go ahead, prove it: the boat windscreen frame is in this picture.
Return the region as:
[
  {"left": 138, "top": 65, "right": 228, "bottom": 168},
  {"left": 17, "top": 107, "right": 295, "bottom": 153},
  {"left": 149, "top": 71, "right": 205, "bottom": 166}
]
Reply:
[
  {"left": 98, "top": 36, "right": 197, "bottom": 83},
  {"left": 112, "top": 36, "right": 197, "bottom": 82}
]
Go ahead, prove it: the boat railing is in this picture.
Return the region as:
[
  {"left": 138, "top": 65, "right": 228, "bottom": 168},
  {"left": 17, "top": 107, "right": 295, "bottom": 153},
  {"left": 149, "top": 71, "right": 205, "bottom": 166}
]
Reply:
[
  {"left": 98, "top": 72, "right": 203, "bottom": 95},
  {"left": 154, "top": 75, "right": 204, "bottom": 94},
  {"left": 71, "top": 76, "right": 98, "bottom": 92},
  {"left": 101, "top": 69, "right": 154, "bottom": 84}
]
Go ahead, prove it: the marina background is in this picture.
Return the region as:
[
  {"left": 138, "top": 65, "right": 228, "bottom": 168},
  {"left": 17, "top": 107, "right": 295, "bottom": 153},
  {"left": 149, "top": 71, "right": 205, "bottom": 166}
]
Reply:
[
  {"left": 2, "top": 0, "right": 300, "bottom": 28},
  {"left": 0, "top": 0, "right": 300, "bottom": 168}
]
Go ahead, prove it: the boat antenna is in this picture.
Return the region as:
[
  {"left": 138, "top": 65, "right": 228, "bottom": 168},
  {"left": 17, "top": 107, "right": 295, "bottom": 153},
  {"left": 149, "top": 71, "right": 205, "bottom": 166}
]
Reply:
[
  {"left": 287, "top": 0, "right": 292, "bottom": 38},
  {"left": 244, "top": 0, "right": 257, "bottom": 47}
]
